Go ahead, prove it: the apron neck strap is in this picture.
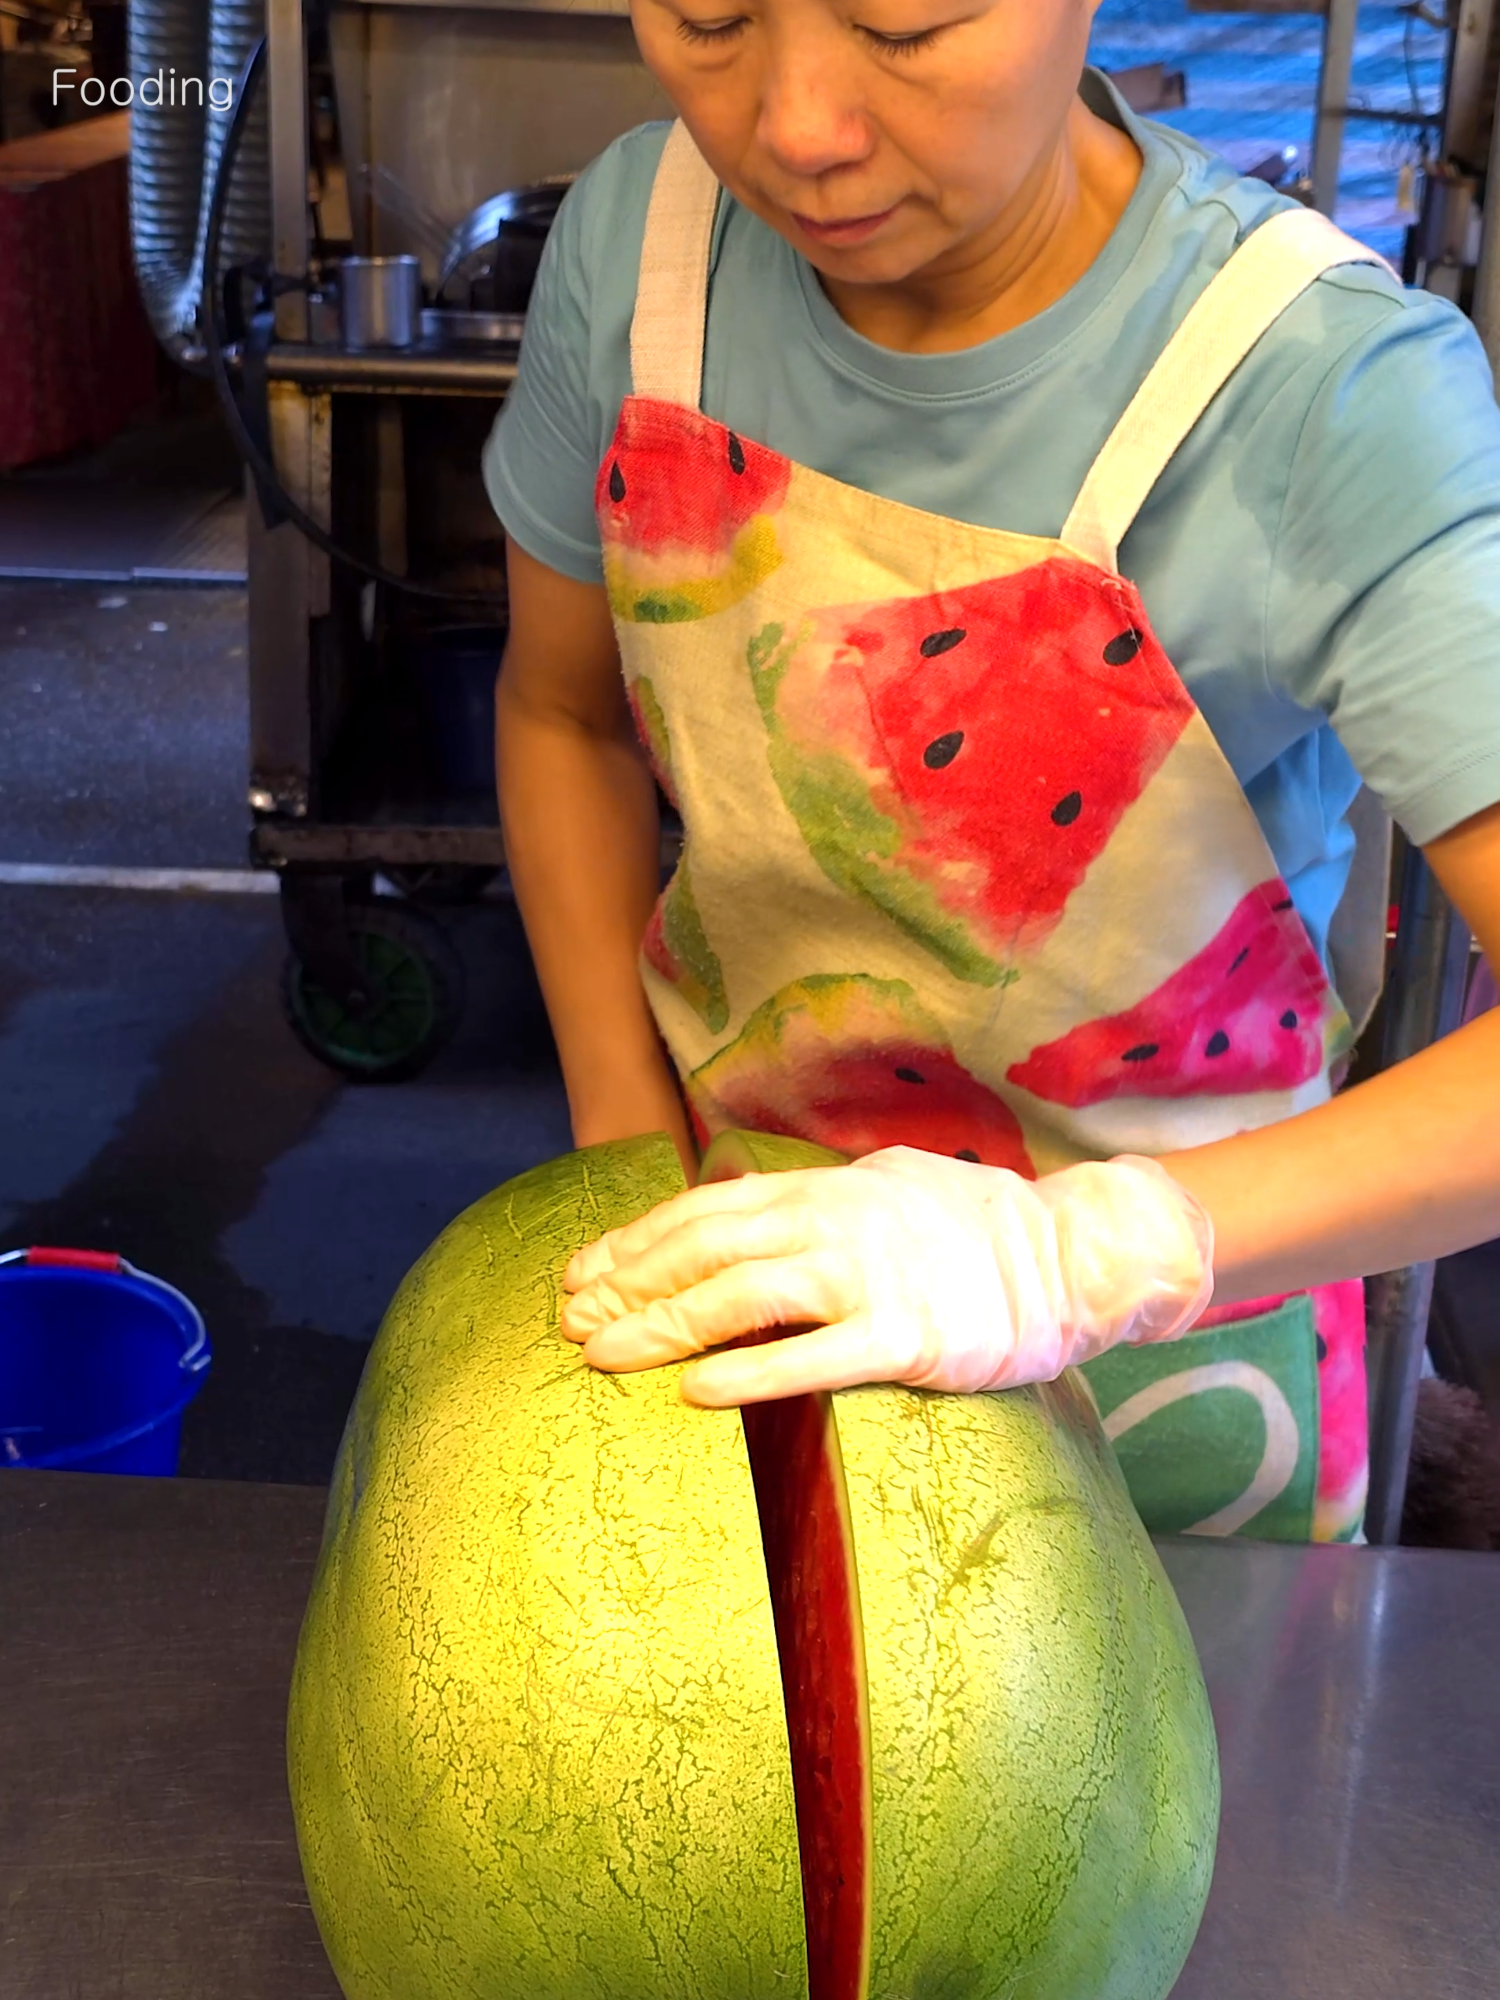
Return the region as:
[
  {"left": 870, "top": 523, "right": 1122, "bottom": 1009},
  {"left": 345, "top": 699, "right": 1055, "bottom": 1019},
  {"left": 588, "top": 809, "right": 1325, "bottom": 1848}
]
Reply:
[
  {"left": 631, "top": 120, "right": 720, "bottom": 407},
  {"left": 1061, "top": 207, "right": 1390, "bottom": 573},
  {"left": 629, "top": 137, "right": 1390, "bottom": 550}
]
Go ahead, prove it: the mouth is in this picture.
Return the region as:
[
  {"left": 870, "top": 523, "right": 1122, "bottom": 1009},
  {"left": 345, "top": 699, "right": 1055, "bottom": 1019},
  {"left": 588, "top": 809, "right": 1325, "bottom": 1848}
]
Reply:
[{"left": 789, "top": 204, "right": 898, "bottom": 245}]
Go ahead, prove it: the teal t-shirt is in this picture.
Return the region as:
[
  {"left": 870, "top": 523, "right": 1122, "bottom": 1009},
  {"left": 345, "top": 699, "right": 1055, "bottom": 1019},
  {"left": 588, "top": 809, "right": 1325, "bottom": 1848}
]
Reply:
[{"left": 483, "top": 72, "right": 1500, "bottom": 977}]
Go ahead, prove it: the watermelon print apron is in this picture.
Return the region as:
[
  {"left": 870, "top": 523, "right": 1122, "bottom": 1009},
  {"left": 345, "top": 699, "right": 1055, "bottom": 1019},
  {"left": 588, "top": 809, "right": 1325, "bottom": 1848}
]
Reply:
[{"left": 596, "top": 122, "right": 1388, "bottom": 1544}]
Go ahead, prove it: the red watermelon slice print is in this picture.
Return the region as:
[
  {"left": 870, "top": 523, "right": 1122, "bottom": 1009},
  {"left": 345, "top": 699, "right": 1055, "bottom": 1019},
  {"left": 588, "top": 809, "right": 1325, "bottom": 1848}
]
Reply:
[
  {"left": 688, "top": 973, "right": 1035, "bottom": 1176},
  {"left": 643, "top": 859, "right": 729, "bottom": 1033},
  {"left": 749, "top": 561, "right": 1195, "bottom": 984},
  {"left": 1007, "top": 881, "right": 1341, "bottom": 1107},
  {"left": 597, "top": 403, "right": 790, "bottom": 623}
]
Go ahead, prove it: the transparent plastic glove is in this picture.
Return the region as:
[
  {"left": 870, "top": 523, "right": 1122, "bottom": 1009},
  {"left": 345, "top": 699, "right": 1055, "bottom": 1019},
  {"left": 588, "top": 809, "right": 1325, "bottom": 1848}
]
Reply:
[{"left": 560, "top": 1147, "right": 1214, "bottom": 1407}]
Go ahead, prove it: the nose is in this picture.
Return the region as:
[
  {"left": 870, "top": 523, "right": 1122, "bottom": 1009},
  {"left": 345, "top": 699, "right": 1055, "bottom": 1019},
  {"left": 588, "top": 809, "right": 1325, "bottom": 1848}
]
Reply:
[{"left": 754, "top": 26, "right": 877, "bottom": 181}]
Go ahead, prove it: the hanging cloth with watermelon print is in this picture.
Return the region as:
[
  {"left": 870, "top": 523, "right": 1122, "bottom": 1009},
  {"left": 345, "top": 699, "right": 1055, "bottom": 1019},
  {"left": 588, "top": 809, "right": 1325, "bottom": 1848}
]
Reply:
[{"left": 596, "top": 122, "right": 1392, "bottom": 1545}]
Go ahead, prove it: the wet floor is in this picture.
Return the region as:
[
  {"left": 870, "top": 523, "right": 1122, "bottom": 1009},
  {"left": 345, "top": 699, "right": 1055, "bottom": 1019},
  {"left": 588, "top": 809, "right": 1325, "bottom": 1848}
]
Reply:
[{"left": 0, "top": 578, "right": 571, "bottom": 1482}]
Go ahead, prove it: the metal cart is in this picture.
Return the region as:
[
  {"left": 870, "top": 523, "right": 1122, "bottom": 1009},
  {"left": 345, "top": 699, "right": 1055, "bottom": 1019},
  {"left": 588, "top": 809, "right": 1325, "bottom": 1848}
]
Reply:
[{"left": 246, "top": 0, "right": 671, "bottom": 1080}]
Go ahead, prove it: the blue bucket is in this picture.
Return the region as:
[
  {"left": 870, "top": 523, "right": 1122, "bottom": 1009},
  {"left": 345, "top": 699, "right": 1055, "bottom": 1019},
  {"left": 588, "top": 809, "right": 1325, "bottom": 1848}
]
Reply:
[
  {"left": 0, "top": 1248, "right": 211, "bottom": 1475},
  {"left": 411, "top": 625, "right": 504, "bottom": 796}
]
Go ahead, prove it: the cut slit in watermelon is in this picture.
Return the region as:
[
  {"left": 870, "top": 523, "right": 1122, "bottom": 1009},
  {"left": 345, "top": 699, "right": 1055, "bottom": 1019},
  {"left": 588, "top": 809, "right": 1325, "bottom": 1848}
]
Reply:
[
  {"left": 703, "top": 1132, "right": 871, "bottom": 2000},
  {"left": 741, "top": 1381, "right": 872, "bottom": 2000}
]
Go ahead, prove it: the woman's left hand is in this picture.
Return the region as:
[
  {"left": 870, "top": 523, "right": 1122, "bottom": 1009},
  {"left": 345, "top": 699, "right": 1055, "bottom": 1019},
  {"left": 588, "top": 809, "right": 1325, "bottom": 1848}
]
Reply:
[{"left": 559, "top": 1147, "right": 1214, "bottom": 1406}]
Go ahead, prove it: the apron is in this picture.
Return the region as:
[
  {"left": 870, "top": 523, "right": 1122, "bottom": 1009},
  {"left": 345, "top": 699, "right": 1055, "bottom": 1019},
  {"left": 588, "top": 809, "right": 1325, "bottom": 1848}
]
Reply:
[{"left": 596, "top": 122, "right": 1389, "bottom": 1544}]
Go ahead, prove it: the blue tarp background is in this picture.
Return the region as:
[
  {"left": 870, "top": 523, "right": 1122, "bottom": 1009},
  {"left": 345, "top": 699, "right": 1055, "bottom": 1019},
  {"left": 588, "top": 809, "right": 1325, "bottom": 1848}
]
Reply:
[{"left": 1089, "top": 0, "right": 1450, "bottom": 257}]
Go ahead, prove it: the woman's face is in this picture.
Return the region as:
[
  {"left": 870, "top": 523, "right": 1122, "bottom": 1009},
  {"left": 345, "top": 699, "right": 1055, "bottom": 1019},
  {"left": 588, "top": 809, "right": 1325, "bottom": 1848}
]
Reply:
[{"left": 629, "top": 0, "right": 1103, "bottom": 290}]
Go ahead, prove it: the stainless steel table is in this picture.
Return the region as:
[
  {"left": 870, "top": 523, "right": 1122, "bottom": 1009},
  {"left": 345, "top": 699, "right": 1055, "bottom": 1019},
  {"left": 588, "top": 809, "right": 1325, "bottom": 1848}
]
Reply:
[{"left": 2, "top": 1470, "right": 1496, "bottom": 1999}]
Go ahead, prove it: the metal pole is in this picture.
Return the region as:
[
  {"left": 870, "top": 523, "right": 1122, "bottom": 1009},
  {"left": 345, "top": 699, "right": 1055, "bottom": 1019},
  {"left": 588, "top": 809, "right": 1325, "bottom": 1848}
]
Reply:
[
  {"left": 1362, "top": 844, "right": 1472, "bottom": 1544},
  {"left": 1469, "top": 41, "right": 1500, "bottom": 366},
  {"left": 267, "top": 0, "right": 310, "bottom": 342},
  {"left": 1439, "top": 0, "right": 1498, "bottom": 167},
  {"left": 1310, "top": 0, "right": 1361, "bottom": 217}
]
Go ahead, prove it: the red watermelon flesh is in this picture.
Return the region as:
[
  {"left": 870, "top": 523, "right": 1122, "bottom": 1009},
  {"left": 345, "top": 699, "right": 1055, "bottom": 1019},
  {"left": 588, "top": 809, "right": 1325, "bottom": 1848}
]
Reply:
[
  {"left": 690, "top": 974, "right": 1035, "bottom": 1177},
  {"left": 1007, "top": 880, "right": 1335, "bottom": 1107},
  {"left": 741, "top": 1384, "right": 870, "bottom": 2000},
  {"left": 753, "top": 561, "right": 1194, "bottom": 965}
]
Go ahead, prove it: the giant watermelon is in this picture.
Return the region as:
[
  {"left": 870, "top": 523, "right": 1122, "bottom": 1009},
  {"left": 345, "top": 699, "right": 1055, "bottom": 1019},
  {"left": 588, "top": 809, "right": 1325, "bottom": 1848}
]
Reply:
[{"left": 288, "top": 1130, "right": 1219, "bottom": 2000}]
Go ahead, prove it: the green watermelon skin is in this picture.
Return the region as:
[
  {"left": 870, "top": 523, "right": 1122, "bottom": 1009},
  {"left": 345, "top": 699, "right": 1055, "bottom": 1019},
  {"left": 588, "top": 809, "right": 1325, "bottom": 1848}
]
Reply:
[
  {"left": 704, "top": 1131, "right": 1222, "bottom": 2000},
  {"left": 750, "top": 563, "right": 1196, "bottom": 981},
  {"left": 598, "top": 406, "right": 790, "bottom": 624},
  {"left": 290, "top": 1131, "right": 1220, "bottom": 2000},
  {"left": 841, "top": 1370, "right": 1219, "bottom": 2000},
  {"left": 1008, "top": 880, "right": 1340, "bottom": 1108},
  {"left": 688, "top": 974, "right": 1036, "bottom": 1177},
  {"left": 287, "top": 1136, "right": 809, "bottom": 2000}
]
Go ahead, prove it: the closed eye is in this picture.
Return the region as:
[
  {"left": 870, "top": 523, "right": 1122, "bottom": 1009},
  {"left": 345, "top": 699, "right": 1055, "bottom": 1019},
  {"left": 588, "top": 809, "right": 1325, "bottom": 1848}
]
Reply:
[
  {"left": 677, "top": 15, "right": 748, "bottom": 45},
  {"left": 676, "top": 15, "right": 949, "bottom": 53},
  {"left": 861, "top": 24, "right": 945, "bottom": 54}
]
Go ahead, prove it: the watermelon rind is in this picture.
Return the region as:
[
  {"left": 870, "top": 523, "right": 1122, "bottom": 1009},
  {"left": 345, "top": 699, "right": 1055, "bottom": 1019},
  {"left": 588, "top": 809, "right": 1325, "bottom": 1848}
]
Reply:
[
  {"left": 707, "top": 1131, "right": 1221, "bottom": 2000},
  {"left": 839, "top": 1371, "right": 1220, "bottom": 2000},
  {"left": 287, "top": 1133, "right": 809, "bottom": 2000},
  {"left": 698, "top": 1127, "right": 848, "bottom": 1181},
  {"left": 290, "top": 1130, "right": 1219, "bottom": 2000}
]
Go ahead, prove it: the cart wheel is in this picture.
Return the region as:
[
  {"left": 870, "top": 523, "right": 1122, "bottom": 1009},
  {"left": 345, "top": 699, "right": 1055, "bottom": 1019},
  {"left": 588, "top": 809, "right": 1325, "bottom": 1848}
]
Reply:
[
  {"left": 382, "top": 864, "right": 500, "bottom": 905},
  {"left": 281, "top": 901, "right": 465, "bottom": 1082}
]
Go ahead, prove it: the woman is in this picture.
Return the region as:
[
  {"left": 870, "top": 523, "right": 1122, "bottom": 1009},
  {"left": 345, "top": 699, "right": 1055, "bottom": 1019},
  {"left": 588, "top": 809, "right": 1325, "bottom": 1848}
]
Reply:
[{"left": 484, "top": 0, "right": 1500, "bottom": 1542}]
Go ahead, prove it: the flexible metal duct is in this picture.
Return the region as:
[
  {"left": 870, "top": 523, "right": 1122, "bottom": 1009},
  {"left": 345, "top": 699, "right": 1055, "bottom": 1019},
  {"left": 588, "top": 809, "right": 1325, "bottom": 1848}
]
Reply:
[{"left": 127, "top": 0, "right": 271, "bottom": 367}]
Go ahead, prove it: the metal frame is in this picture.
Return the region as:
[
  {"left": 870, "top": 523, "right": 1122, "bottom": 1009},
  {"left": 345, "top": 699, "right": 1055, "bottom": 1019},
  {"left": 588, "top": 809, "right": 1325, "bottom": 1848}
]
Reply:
[
  {"left": 1439, "top": 0, "right": 1499, "bottom": 167},
  {"left": 1363, "top": 850, "right": 1474, "bottom": 1543},
  {"left": 1209, "top": 0, "right": 1495, "bottom": 1538},
  {"left": 1362, "top": 1, "right": 1500, "bottom": 1541},
  {"left": 1310, "top": 0, "right": 1360, "bottom": 216}
]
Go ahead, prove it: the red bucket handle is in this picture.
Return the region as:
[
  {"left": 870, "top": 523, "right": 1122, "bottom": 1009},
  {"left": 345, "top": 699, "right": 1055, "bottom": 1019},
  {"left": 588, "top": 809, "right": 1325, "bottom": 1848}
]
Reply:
[{"left": 20, "top": 1247, "right": 124, "bottom": 1273}]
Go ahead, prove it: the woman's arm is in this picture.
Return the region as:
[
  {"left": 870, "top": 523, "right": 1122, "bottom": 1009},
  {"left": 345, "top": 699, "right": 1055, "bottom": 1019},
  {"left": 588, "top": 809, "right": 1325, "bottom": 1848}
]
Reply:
[
  {"left": 496, "top": 538, "right": 695, "bottom": 1172},
  {"left": 555, "top": 802, "right": 1500, "bottom": 1407},
  {"left": 1162, "top": 800, "right": 1500, "bottom": 1304}
]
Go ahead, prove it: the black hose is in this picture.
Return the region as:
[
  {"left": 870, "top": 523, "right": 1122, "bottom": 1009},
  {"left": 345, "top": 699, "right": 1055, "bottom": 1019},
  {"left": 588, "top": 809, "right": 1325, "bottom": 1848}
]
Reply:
[{"left": 204, "top": 37, "right": 504, "bottom": 608}]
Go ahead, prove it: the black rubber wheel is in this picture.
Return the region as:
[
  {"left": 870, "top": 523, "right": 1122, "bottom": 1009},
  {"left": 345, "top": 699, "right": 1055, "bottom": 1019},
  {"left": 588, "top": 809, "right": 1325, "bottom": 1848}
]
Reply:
[
  {"left": 382, "top": 863, "right": 500, "bottom": 906},
  {"left": 281, "top": 901, "right": 465, "bottom": 1082}
]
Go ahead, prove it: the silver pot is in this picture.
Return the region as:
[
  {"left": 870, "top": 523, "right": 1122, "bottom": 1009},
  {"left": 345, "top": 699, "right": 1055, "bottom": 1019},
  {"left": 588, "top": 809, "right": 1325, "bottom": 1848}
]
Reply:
[{"left": 339, "top": 255, "right": 422, "bottom": 350}]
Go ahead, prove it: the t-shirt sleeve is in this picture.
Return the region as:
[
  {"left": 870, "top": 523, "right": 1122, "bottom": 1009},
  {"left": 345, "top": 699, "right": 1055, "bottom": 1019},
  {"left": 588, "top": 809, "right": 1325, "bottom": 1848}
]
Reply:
[
  {"left": 1266, "top": 283, "right": 1500, "bottom": 845},
  {"left": 480, "top": 154, "right": 611, "bottom": 585}
]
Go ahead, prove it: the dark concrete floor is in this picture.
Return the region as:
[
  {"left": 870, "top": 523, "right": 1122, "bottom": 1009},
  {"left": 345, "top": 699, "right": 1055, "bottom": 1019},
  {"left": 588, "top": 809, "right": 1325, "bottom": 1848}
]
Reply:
[{"left": 0, "top": 576, "right": 571, "bottom": 1484}]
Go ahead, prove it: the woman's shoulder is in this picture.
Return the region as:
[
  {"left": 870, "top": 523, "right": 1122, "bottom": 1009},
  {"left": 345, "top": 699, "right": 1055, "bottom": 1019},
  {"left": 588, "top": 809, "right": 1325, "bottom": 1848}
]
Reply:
[
  {"left": 549, "top": 120, "right": 677, "bottom": 288},
  {"left": 1132, "top": 114, "right": 1482, "bottom": 428}
]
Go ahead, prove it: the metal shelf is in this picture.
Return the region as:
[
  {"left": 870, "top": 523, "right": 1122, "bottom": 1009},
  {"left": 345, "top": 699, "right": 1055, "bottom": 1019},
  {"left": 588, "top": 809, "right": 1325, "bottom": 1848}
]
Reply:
[{"left": 265, "top": 343, "right": 517, "bottom": 395}]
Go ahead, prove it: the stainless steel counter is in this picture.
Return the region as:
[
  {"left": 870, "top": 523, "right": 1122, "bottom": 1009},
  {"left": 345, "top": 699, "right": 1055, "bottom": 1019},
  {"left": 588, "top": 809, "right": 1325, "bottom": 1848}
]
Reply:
[
  {"left": 1159, "top": 1535, "right": 1500, "bottom": 1998},
  {"left": 2, "top": 1470, "right": 1496, "bottom": 1998}
]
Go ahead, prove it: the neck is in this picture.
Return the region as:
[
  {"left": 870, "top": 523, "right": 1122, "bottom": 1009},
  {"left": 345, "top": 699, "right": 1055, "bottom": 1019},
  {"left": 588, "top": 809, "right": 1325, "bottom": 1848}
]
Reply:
[{"left": 819, "top": 99, "right": 1142, "bottom": 355}]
